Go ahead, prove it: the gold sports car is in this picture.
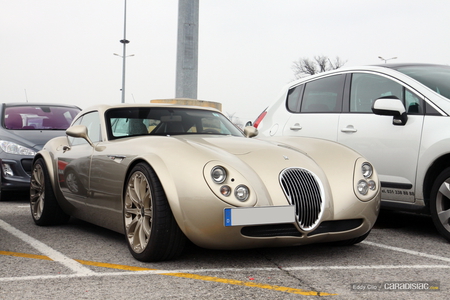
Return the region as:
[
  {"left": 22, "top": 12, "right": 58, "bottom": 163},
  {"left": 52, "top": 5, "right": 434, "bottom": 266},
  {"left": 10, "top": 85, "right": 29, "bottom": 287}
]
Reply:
[{"left": 30, "top": 103, "right": 380, "bottom": 262}]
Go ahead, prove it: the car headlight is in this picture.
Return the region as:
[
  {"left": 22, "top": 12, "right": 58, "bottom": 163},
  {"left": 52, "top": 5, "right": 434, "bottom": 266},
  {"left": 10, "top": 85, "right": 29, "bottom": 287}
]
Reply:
[
  {"left": 354, "top": 159, "right": 378, "bottom": 201},
  {"left": 204, "top": 162, "right": 256, "bottom": 206},
  {"left": 361, "top": 162, "right": 373, "bottom": 178},
  {"left": 211, "top": 166, "right": 227, "bottom": 183},
  {"left": 0, "top": 140, "right": 36, "bottom": 156},
  {"left": 234, "top": 185, "right": 250, "bottom": 202}
]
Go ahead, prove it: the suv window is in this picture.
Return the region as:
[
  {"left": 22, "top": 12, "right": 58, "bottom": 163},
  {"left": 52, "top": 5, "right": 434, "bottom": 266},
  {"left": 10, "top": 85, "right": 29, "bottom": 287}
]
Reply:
[
  {"left": 350, "top": 73, "right": 424, "bottom": 114},
  {"left": 287, "top": 75, "right": 345, "bottom": 113}
]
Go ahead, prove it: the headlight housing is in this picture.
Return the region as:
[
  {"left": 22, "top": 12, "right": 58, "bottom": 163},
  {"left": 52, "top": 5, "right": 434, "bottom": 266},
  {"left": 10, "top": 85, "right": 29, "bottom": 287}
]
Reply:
[
  {"left": 0, "top": 140, "right": 36, "bottom": 156},
  {"left": 204, "top": 161, "right": 256, "bottom": 206},
  {"left": 354, "top": 159, "right": 378, "bottom": 201}
]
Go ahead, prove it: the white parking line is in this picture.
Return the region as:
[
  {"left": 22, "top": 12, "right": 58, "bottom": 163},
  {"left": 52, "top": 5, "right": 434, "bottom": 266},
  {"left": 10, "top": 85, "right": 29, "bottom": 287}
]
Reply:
[
  {"left": 362, "top": 241, "right": 450, "bottom": 263},
  {"left": 0, "top": 219, "right": 95, "bottom": 275}
]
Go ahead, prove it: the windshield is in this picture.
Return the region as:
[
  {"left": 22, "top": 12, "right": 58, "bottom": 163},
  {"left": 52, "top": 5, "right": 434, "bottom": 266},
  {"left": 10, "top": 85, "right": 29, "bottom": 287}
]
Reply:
[
  {"left": 3, "top": 105, "right": 81, "bottom": 130},
  {"left": 394, "top": 65, "right": 450, "bottom": 100},
  {"left": 106, "top": 107, "right": 244, "bottom": 139}
]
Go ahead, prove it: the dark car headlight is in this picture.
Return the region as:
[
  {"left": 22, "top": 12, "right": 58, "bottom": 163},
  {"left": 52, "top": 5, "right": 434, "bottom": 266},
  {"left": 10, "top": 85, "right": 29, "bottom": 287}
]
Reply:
[{"left": 0, "top": 140, "right": 36, "bottom": 156}]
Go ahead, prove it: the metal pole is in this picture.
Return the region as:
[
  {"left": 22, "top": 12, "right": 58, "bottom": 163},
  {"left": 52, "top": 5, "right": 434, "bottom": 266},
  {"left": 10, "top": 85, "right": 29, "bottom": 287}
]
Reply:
[
  {"left": 175, "top": 0, "right": 199, "bottom": 99},
  {"left": 120, "top": 0, "right": 130, "bottom": 103}
]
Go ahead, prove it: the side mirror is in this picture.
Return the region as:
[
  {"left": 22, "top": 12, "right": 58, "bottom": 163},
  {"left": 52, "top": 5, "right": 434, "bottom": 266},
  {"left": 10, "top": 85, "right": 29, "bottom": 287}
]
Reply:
[
  {"left": 243, "top": 126, "right": 258, "bottom": 138},
  {"left": 66, "top": 125, "right": 94, "bottom": 146},
  {"left": 372, "top": 98, "right": 408, "bottom": 125}
]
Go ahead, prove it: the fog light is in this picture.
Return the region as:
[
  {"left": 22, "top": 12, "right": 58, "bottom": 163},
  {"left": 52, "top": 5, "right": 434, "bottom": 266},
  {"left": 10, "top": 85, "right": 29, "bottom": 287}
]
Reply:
[{"left": 2, "top": 163, "right": 13, "bottom": 177}]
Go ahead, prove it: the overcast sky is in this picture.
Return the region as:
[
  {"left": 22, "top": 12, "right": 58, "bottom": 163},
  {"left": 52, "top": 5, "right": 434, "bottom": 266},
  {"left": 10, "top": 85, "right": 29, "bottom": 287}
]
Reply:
[{"left": 1, "top": 0, "right": 449, "bottom": 123}]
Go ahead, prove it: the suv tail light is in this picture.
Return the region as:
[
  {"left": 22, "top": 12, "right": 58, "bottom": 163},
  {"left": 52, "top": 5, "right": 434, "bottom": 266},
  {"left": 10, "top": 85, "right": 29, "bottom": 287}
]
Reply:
[{"left": 253, "top": 110, "right": 267, "bottom": 128}]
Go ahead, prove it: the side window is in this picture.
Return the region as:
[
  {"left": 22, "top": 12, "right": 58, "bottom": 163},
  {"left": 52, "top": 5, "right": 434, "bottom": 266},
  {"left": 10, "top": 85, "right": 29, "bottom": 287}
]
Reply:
[
  {"left": 300, "top": 75, "right": 345, "bottom": 113},
  {"left": 405, "top": 89, "right": 423, "bottom": 114},
  {"left": 286, "top": 84, "right": 304, "bottom": 112},
  {"left": 350, "top": 73, "right": 404, "bottom": 113},
  {"left": 71, "top": 112, "right": 101, "bottom": 146}
]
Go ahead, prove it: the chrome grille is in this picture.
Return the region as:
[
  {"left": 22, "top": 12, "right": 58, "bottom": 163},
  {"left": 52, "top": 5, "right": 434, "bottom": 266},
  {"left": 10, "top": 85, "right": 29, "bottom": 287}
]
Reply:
[{"left": 279, "top": 168, "right": 324, "bottom": 231}]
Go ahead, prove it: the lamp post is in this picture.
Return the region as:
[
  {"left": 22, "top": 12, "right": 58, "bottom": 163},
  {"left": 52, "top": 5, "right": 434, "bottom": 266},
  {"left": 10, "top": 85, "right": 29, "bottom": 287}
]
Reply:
[
  {"left": 378, "top": 56, "right": 397, "bottom": 64},
  {"left": 118, "top": 0, "right": 130, "bottom": 103}
]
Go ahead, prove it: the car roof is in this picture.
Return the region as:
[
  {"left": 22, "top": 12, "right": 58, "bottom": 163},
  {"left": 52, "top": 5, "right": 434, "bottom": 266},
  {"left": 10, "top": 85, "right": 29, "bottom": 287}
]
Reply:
[
  {"left": 81, "top": 101, "right": 222, "bottom": 115},
  {"left": 2, "top": 102, "right": 81, "bottom": 109}
]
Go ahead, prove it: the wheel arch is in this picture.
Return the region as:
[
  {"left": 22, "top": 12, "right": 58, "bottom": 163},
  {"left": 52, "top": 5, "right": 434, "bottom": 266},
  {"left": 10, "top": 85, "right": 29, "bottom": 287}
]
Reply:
[
  {"left": 423, "top": 153, "right": 450, "bottom": 206},
  {"left": 33, "top": 151, "right": 57, "bottom": 191},
  {"left": 123, "top": 156, "right": 186, "bottom": 232}
]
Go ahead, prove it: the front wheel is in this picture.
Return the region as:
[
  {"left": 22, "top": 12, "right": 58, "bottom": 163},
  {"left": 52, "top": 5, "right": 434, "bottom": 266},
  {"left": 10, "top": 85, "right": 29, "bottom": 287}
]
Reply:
[
  {"left": 30, "top": 158, "right": 70, "bottom": 225},
  {"left": 430, "top": 168, "right": 450, "bottom": 242},
  {"left": 123, "top": 163, "right": 186, "bottom": 262}
]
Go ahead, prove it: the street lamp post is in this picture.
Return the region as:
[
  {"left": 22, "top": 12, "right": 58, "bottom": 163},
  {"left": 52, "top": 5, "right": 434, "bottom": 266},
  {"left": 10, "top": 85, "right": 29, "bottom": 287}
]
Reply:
[
  {"left": 378, "top": 56, "right": 397, "bottom": 64},
  {"left": 119, "top": 0, "right": 130, "bottom": 103}
]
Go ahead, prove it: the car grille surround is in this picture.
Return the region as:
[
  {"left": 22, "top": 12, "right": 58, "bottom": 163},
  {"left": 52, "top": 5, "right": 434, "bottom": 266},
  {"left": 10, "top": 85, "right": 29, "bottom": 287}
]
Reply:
[{"left": 279, "top": 167, "right": 324, "bottom": 231}]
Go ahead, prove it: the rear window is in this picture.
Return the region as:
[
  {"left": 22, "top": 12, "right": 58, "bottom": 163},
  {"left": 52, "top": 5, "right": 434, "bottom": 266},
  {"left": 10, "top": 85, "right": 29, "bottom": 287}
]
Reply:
[{"left": 3, "top": 105, "right": 81, "bottom": 130}]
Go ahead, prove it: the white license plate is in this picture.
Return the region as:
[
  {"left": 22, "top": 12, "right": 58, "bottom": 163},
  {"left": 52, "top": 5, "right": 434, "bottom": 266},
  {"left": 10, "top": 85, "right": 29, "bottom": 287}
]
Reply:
[{"left": 224, "top": 206, "right": 295, "bottom": 227}]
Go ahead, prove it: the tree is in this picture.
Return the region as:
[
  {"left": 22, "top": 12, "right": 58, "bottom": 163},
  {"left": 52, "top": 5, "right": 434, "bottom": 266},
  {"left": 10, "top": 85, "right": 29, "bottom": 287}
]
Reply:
[{"left": 292, "top": 55, "right": 346, "bottom": 79}]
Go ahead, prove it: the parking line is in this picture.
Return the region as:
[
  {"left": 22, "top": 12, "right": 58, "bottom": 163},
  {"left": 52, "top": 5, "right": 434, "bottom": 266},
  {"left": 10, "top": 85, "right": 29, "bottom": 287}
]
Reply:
[
  {"left": 0, "top": 219, "right": 95, "bottom": 275},
  {"left": 0, "top": 251, "right": 335, "bottom": 296},
  {"left": 362, "top": 241, "right": 450, "bottom": 263}
]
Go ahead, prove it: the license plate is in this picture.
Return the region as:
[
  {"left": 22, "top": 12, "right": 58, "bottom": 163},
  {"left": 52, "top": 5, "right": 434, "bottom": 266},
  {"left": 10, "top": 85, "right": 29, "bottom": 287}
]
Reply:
[{"left": 224, "top": 206, "right": 295, "bottom": 227}]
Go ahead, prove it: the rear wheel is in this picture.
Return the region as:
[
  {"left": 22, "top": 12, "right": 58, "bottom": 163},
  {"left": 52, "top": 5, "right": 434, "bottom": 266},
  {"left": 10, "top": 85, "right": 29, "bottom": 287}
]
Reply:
[
  {"left": 30, "top": 158, "right": 70, "bottom": 225},
  {"left": 123, "top": 163, "right": 186, "bottom": 262},
  {"left": 430, "top": 168, "right": 450, "bottom": 242}
]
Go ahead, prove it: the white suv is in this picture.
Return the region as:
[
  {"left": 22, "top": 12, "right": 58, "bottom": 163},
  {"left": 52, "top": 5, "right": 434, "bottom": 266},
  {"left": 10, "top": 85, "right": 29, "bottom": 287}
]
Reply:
[{"left": 254, "top": 63, "right": 450, "bottom": 241}]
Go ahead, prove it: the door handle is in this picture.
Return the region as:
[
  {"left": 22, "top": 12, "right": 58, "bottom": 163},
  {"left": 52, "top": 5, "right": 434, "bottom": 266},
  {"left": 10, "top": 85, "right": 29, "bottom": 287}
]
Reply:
[
  {"left": 341, "top": 125, "right": 357, "bottom": 133},
  {"left": 290, "top": 123, "right": 302, "bottom": 131}
]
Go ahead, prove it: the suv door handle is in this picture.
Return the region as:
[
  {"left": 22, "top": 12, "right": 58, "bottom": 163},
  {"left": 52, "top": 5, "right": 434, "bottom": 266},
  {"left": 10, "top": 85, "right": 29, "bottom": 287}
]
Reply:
[
  {"left": 290, "top": 123, "right": 302, "bottom": 131},
  {"left": 341, "top": 125, "right": 357, "bottom": 133}
]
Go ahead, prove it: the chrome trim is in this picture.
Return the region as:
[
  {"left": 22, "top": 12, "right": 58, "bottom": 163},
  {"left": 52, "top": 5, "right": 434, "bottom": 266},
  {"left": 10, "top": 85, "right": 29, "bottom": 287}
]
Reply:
[{"left": 279, "top": 167, "right": 324, "bottom": 231}]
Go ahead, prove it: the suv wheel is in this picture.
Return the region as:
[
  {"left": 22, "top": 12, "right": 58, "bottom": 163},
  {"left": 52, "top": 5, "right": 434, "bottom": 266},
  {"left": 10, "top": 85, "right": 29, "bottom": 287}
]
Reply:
[{"left": 430, "top": 168, "right": 450, "bottom": 242}]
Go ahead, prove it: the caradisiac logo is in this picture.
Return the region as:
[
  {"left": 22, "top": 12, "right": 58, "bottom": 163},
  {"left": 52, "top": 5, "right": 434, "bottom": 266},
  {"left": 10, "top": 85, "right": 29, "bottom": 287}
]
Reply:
[{"left": 350, "top": 281, "right": 440, "bottom": 292}]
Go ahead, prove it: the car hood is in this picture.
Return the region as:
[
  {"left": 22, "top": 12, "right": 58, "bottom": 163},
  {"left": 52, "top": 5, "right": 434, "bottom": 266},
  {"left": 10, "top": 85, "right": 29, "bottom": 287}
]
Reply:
[{"left": 1, "top": 129, "right": 67, "bottom": 150}]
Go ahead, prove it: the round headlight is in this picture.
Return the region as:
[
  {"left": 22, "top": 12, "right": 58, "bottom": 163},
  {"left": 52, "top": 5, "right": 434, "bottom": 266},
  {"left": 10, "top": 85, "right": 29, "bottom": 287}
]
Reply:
[
  {"left": 211, "top": 166, "right": 227, "bottom": 184},
  {"left": 368, "top": 180, "right": 377, "bottom": 191},
  {"left": 234, "top": 185, "right": 250, "bottom": 202},
  {"left": 357, "top": 180, "right": 369, "bottom": 195},
  {"left": 361, "top": 162, "right": 373, "bottom": 178}
]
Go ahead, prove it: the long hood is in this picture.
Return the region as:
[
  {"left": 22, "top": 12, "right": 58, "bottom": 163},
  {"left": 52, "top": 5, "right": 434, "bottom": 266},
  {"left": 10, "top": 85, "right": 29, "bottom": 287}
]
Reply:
[{"left": 172, "top": 135, "right": 324, "bottom": 178}]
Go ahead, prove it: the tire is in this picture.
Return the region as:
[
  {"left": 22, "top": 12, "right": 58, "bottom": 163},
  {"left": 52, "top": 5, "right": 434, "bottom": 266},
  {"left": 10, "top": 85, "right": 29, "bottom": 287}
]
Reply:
[
  {"left": 123, "top": 163, "right": 186, "bottom": 262},
  {"left": 30, "top": 158, "right": 70, "bottom": 226},
  {"left": 329, "top": 230, "right": 371, "bottom": 246},
  {"left": 430, "top": 168, "right": 450, "bottom": 242}
]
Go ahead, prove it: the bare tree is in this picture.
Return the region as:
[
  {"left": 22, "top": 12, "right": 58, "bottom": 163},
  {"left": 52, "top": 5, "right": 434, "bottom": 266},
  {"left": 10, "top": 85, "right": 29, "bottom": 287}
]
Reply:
[{"left": 292, "top": 55, "right": 346, "bottom": 79}]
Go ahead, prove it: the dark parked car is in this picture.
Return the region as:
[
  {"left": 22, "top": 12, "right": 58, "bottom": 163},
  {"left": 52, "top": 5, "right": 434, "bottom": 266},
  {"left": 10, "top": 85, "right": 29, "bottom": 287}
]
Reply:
[{"left": 0, "top": 103, "right": 81, "bottom": 200}]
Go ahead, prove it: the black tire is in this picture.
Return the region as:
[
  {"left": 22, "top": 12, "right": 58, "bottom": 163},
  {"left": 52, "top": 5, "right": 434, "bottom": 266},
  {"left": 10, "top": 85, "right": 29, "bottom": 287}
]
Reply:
[
  {"left": 123, "top": 163, "right": 186, "bottom": 262},
  {"left": 30, "top": 158, "right": 70, "bottom": 226},
  {"left": 329, "top": 230, "right": 371, "bottom": 246},
  {"left": 429, "top": 168, "right": 450, "bottom": 242}
]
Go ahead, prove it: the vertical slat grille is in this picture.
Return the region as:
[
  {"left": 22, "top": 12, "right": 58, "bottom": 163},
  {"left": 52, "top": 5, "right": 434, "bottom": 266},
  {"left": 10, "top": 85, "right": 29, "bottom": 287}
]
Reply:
[{"left": 279, "top": 168, "right": 323, "bottom": 231}]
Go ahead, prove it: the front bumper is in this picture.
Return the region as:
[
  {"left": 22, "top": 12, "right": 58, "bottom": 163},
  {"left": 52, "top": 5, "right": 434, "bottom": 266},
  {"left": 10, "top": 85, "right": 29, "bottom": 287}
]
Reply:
[{"left": 0, "top": 157, "right": 33, "bottom": 191}]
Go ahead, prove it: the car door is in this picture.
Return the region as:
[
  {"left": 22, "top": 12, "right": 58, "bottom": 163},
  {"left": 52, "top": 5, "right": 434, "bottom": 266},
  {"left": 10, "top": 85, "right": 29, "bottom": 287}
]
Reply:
[
  {"left": 58, "top": 112, "right": 99, "bottom": 206},
  {"left": 282, "top": 74, "right": 346, "bottom": 141},
  {"left": 337, "top": 72, "right": 424, "bottom": 203}
]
